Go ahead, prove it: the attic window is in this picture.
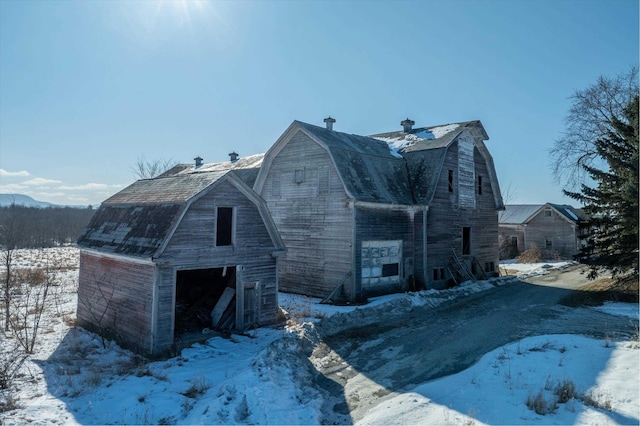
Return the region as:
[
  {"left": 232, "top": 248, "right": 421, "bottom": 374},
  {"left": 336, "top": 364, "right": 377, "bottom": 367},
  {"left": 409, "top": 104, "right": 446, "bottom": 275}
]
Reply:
[
  {"left": 216, "top": 207, "right": 234, "bottom": 246},
  {"left": 544, "top": 208, "right": 552, "bottom": 217},
  {"left": 294, "top": 169, "right": 305, "bottom": 184}
]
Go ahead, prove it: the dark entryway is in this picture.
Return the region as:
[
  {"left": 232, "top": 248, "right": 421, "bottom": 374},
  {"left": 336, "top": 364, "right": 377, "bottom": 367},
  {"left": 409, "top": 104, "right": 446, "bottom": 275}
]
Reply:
[{"left": 174, "top": 266, "right": 236, "bottom": 338}]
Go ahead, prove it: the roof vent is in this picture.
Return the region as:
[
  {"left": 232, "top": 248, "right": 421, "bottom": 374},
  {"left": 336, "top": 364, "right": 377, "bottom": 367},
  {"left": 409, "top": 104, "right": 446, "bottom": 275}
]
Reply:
[
  {"left": 194, "top": 156, "right": 203, "bottom": 168},
  {"left": 323, "top": 116, "right": 336, "bottom": 131},
  {"left": 401, "top": 118, "right": 415, "bottom": 132},
  {"left": 229, "top": 151, "right": 239, "bottom": 163}
]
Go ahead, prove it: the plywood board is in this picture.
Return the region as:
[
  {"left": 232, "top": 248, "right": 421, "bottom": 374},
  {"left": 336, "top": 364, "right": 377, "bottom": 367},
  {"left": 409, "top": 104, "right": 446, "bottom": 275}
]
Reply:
[{"left": 211, "top": 287, "right": 235, "bottom": 327}]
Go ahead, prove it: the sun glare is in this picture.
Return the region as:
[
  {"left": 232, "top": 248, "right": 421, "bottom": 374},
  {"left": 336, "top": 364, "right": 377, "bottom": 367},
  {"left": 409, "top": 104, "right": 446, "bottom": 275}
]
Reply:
[{"left": 122, "top": 0, "right": 223, "bottom": 44}]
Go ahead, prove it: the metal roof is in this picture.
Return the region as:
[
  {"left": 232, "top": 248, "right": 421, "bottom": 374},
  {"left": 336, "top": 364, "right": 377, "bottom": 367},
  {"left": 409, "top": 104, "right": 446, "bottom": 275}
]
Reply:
[{"left": 499, "top": 204, "right": 585, "bottom": 224}]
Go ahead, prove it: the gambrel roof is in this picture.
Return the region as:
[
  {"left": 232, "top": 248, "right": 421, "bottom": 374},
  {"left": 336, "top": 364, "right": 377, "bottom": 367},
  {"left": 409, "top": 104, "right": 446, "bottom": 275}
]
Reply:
[
  {"left": 499, "top": 203, "right": 586, "bottom": 225},
  {"left": 254, "top": 120, "right": 504, "bottom": 209},
  {"left": 255, "top": 121, "right": 415, "bottom": 205},
  {"left": 78, "top": 163, "right": 283, "bottom": 259},
  {"left": 371, "top": 121, "right": 504, "bottom": 209}
]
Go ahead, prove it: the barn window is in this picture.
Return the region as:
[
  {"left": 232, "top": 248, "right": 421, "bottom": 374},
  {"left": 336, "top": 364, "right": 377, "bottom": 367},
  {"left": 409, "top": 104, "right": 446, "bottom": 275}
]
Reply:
[
  {"left": 318, "top": 166, "right": 330, "bottom": 195},
  {"left": 477, "top": 176, "right": 483, "bottom": 195},
  {"left": 216, "top": 207, "right": 234, "bottom": 246},
  {"left": 462, "top": 227, "right": 471, "bottom": 255},
  {"left": 448, "top": 170, "right": 454, "bottom": 192},
  {"left": 294, "top": 169, "right": 305, "bottom": 184},
  {"left": 545, "top": 238, "right": 553, "bottom": 249},
  {"left": 544, "top": 208, "right": 552, "bottom": 217},
  {"left": 485, "top": 262, "right": 495, "bottom": 272},
  {"left": 433, "top": 268, "right": 445, "bottom": 280}
]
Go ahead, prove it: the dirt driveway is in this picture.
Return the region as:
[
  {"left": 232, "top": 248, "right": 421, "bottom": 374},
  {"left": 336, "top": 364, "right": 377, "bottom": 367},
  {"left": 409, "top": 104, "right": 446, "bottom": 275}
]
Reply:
[{"left": 310, "top": 266, "right": 639, "bottom": 424}]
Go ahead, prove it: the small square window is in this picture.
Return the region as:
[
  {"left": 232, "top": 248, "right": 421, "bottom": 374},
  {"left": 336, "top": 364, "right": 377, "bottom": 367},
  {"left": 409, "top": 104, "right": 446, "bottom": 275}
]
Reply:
[
  {"left": 544, "top": 209, "right": 552, "bottom": 217},
  {"left": 382, "top": 263, "right": 399, "bottom": 277}
]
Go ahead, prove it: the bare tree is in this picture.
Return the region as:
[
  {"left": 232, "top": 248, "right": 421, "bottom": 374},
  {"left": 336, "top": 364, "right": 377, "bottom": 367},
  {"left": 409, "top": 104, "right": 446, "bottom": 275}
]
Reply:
[
  {"left": 9, "top": 261, "right": 56, "bottom": 354},
  {"left": 550, "top": 66, "right": 638, "bottom": 189},
  {"left": 131, "top": 155, "right": 178, "bottom": 180},
  {"left": 0, "top": 202, "right": 21, "bottom": 332},
  {"left": 500, "top": 182, "right": 518, "bottom": 205}
]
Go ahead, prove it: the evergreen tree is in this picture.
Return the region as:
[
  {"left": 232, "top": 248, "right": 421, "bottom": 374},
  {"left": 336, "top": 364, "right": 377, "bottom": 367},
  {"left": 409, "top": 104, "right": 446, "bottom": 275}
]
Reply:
[{"left": 565, "top": 96, "right": 639, "bottom": 280}]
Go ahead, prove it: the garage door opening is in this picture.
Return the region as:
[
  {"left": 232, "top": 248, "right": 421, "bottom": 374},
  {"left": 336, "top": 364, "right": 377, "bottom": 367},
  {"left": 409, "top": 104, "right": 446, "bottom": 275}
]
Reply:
[{"left": 175, "top": 266, "right": 236, "bottom": 340}]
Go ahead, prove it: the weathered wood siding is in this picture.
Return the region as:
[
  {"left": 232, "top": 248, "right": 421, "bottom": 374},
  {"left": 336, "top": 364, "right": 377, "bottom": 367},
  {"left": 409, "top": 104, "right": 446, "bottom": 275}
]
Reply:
[
  {"left": 155, "top": 180, "right": 279, "bottom": 352},
  {"left": 524, "top": 209, "right": 578, "bottom": 257},
  {"left": 423, "top": 139, "right": 500, "bottom": 289},
  {"left": 259, "top": 130, "right": 353, "bottom": 299},
  {"left": 77, "top": 251, "right": 156, "bottom": 353},
  {"left": 498, "top": 224, "right": 525, "bottom": 259},
  {"left": 354, "top": 207, "right": 417, "bottom": 298}
]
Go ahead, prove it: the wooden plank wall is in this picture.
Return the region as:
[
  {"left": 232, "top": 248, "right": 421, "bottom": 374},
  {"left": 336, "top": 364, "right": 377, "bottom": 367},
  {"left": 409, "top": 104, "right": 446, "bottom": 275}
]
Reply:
[
  {"left": 155, "top": 180, "right": 279, "bottom": 352},
  {"left": 525, "top": 210, "right": 578, "bottom": 257},
  {"left": 259, "top": 130, "right": 354, "bottom": 299},
  {"left": 425, "top": 140, "right": 500, "bottom": 289},
  {"left": 77, "top": 251, "right": 155, "bottom": 354}
]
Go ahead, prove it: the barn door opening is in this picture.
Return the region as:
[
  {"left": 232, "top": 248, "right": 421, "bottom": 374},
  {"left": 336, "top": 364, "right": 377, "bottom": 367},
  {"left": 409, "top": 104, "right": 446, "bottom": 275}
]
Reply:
[{"left": 174, "top": 266, "right": 236, "bottom": 340}]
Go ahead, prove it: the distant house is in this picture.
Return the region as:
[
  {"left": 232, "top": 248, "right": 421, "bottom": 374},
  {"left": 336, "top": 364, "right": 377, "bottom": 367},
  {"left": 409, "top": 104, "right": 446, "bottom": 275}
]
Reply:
[
  {"left": 76, "top": 155, "right": 284, "bottom": 356},
  {"left": 253, "top": 118, "right": 504, "bottom": 301},
  {"left": 498, "top": 203, "right": 586, "bottom": 259}
]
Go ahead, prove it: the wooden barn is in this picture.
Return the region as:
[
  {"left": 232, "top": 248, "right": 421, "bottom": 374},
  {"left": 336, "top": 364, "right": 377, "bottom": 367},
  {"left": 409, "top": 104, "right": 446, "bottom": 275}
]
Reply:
[
  {"left": 253, "top": 118, "right": 504, "bottom": 302},
  {"left": 76, "top": 155, "right": 284, "bottom": 355},
  {"left": 498, "top": 203, "right": 587, "bottom": 259}
]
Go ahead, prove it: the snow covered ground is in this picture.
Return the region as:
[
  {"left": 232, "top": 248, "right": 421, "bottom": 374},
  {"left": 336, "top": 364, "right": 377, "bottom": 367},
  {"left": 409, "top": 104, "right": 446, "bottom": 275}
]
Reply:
[{"left": 1, "top": 248, "right": 638, "bottom": 425}]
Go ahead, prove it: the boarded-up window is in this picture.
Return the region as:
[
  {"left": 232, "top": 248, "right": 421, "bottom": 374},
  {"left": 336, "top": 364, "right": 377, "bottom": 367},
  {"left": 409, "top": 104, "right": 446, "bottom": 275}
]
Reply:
[
  {"left": 458, "top": 133, "right": 476, "bottom": 208},
  {"left": 362, "top": 240, "right": 402, "bottom": 289},
  {"left": 318, "top": 166, "right": 330, "bottom": 195},
  {"left": 216, "top": 207, "right": 233, "bottom": 246}
]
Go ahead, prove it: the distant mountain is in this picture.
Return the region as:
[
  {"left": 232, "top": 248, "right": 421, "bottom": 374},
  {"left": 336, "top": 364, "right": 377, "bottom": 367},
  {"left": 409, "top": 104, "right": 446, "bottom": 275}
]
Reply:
[
  {"left": 0, "top": 194, "right": 90, "bottom": 209},
  {"left": 0, "top": 194, "right": 54, "bottom": 208}
]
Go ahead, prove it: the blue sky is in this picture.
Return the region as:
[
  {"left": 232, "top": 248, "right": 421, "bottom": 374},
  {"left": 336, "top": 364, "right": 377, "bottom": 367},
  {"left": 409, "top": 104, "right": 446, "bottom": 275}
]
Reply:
[{"left": 0, "top": 0, "right": 637, "bottom": 206}]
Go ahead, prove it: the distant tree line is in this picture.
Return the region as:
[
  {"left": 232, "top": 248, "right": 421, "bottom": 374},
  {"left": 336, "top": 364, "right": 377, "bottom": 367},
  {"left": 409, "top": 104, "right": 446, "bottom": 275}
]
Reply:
[{"left": 0, "top": 204, "right": 95, "bottom": 249}]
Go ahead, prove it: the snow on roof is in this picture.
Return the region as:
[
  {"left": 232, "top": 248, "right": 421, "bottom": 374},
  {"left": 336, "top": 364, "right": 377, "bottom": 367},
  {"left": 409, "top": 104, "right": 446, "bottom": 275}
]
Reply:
[
  {"left": 178, "top": 153, "right": 265, "bottom": 175},
  {"left": 372, "top": 123, "right": 461, "bottom": 157},
  {"left": 415, "top": 123, "right": 460, "bottom": 140},
  {"left": 374, "top": 133, "right": 422, "bottom": 158}
]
